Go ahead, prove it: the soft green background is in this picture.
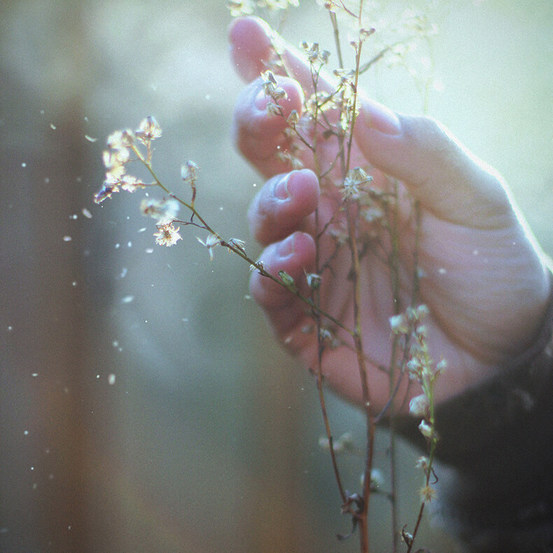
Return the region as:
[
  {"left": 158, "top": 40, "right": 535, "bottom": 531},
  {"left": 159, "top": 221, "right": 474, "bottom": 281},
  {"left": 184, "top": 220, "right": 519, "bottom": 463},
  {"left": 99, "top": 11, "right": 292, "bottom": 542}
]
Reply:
[{"left": 1, "top": 1, "right": 552, "bottom": 552}]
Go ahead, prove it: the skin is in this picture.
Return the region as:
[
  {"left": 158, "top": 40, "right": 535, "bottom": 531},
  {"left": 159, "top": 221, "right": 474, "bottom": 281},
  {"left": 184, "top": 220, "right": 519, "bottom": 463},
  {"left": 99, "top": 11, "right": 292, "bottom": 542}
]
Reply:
[{"left": 229, "top": 16, "right": 551, "bottom": 412}]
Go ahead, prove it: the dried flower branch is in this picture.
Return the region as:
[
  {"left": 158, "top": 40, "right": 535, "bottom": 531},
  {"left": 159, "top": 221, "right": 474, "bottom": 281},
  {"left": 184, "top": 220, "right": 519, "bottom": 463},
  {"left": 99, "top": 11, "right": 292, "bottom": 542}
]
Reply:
[{"left": 94, "top": 2, "right": 443, "bottom": 552}]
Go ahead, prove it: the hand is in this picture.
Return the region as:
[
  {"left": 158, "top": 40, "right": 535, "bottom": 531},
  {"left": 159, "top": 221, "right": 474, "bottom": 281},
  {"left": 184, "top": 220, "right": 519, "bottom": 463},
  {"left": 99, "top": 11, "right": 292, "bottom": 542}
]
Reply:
[{"left": 229, "top": 16, "right": 551, "bottom": 411}]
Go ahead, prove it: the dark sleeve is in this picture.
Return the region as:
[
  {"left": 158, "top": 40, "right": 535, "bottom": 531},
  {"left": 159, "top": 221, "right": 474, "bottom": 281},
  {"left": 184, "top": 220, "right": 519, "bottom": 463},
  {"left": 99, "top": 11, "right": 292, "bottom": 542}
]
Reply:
[{"left": 396, "top": 291, "right": 553, "bottom": 553}]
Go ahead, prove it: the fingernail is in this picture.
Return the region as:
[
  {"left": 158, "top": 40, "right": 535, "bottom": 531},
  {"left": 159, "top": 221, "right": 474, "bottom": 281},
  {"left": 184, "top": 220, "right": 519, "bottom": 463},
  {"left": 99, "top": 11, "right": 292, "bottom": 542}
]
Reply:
[
  {"left": 361, "top": 98, "right": 402, "bottom": 136},
  {"left": 274, "top": 173, "right": 290, "bottom": 200},
  {"left": 277, "top": 234, "right": 295, "bottom": 258}
]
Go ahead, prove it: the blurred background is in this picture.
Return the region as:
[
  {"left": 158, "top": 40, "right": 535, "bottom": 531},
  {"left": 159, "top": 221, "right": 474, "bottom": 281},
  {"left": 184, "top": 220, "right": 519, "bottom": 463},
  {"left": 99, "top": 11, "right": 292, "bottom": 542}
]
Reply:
[{"left": 1, "top": 1, "right": 552, "bottom": 552}]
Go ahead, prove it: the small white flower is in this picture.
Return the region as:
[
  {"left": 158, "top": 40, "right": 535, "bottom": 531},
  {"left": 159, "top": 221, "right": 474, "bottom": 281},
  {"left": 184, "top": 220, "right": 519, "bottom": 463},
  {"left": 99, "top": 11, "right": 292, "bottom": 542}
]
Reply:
[
  {"left": 436, "top": 359, "right": 448, "bottom": 374},
  {"left": 287, "top": 109, "right": 300, "bottom": 127},
  {"left": 420, "top": 485, "right": 437, "bottom": 502},
  {"left": 154, "top": 223, "right": 182, "bottom": 247},
  {"left": 406, "top": 358, "right": 422, "bottom": 379},
  {"left": 197, "top": 234, "right": 221, "bottom": 261},
  {"left": 319, "top": 327, "right": 333, "bottom": 343},
  {"left": 227, "top": 0, "right": 254, "bottom": 17},
  {"left": 415, "top": 456, "right": 429, "bottom": 470},
  {"left": 103, "top": 148, "right": 129, "bottom": 172},
  {"left": 266, "top": 101, "right": 283, "bottom": 117},
  {"left": 305, "top": 272, "right": 322, "bottom": 290},
  {"left": 93, "top": 181, "right": 118, "bottom": 204},
  {"left": 415, "top": 324, "right": 428, "bottom": 339},
  {"left": 362, "top": 206, "right": 383, "bottom": 223},
  {"left": 415, "top": 304, "right": 430, "bottom": 319},
  {"left": 228, "top": 238, "right": 246, "bottom": 253},
  {"left": 120, "top": 175, "right": 145, "bottom": 193},
  {"left": 140, "top": 198, "right": 179, "bottom": 225},
  {"left": 389, "top": 313, "right": 408, "bottom": 335},
  {"left": 418, "top": 420, "right": 433, "bottom": 439},
  {"left": 369, "top": 468, "right": 384, "bottom": 489},
  {"left": 249, "top": 260, "right": 264, "bottom": 273},
  {"left": 181, "top": 160, "right": 199, "bottom": 183},
  {"left": 106, "top": 129, "right": 133, "bottom": 150},
  {"left": 409, "top": 394, "right": 429, "bottom": 417},
  {"left": 135, "top": 116, "right": 162, "bottom": 143}
]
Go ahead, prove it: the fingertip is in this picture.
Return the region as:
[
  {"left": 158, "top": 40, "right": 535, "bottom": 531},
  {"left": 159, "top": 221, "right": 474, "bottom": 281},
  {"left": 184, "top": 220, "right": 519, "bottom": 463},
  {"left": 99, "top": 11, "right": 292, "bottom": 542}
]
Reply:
[
  {"left": 228, "top": 16, "right": 274, "bottom": 82},
  {"left": 233, "top": 76, "right": 304, "bottom": 174},
  {"left": 283, "top": 169, "right": 320, "bottom": 219},
  {"left": 228, "top": 15, "right": 272, "bottom": 41},
  {"left": 356, "top": 97, "right": 402, "bottom": 137},
  {"left": 249, "top": 169, "right": 319, "bottom": 244},
  {"left": 250, "top": 231, "right": 316, "bottom": 309}
]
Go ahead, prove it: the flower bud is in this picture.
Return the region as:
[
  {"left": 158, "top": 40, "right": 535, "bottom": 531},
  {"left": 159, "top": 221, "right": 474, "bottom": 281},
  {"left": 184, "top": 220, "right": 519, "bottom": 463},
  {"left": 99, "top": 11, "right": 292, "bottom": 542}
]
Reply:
[{"left": 409, "top": 394, "right": 429, "bottom": 417}]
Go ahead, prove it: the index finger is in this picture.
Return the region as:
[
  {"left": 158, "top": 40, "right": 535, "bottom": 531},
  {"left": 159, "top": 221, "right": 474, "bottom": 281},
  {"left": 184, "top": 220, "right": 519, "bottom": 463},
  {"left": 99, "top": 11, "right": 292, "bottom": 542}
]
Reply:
[{"left": 229, "top": 16, "right": 334, "bottom": 94}]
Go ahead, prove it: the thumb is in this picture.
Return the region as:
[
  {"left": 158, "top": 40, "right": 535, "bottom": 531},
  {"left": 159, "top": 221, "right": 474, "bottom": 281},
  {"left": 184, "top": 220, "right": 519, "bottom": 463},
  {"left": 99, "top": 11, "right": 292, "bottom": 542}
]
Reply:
[{"left": 355, "top": 98, "right": 513, "bottom": 229}]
